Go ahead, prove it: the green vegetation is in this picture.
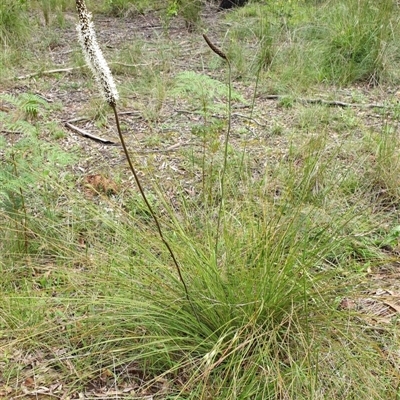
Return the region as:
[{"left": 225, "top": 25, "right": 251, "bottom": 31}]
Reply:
[
  {"left": 1, "top": 0, "right": 400, "bottom": 399},
  {"left": 0, "top": 0, "right": 30, "bottom": 46}
]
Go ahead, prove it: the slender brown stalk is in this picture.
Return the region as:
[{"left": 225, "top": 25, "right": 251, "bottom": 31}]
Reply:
[
  {"left": 111, "top": 105, "right": 194, "bottom": 308},
  {"left": 202, "top": 34, "right": 232, "bottom": 269}
]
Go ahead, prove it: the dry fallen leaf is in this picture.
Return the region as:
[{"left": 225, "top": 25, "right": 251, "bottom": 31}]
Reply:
[
  {"left": 84, "top": 174, "right": 119, "bottom": 196},
  {"left": 23, "top": 377, "right": 35, "bottom": 388}
]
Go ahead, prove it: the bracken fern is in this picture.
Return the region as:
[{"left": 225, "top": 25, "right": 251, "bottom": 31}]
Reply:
[
  {"left": 0, "top": 92, "right": 50, "bottom": 120},
  {"left": 172, "top": 70, "right": 246, "bottom": 115}
]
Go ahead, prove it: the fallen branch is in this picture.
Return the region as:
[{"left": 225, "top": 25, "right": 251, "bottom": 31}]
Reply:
[
  {"left": 264, "top": 94, "right": 386, "bottom": 109},
  {"left": 118, "top": 110, "right": 142, "bottom": 117},
  {"left": 112, "top": 61, "right": 152, "bottom": 68},
  {"left": 65, "top": 120, "right": 117, "bottom": 145},
  {"left": 65, "top": 116, "right": 90, "bottom": 123},
  {"left": 16, "top": 62, "right": 152, "bottom": 80},
  {"left": 133, "top": 141, "right": 200, "bottom": 154},
  {"left": 16, "top": 66, "right": 85, "bottom": 80}
]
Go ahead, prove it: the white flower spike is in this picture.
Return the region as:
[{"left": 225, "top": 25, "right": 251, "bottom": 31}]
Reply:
[{"left": 76, "top": 0, "right": 119, "bottom": 106}]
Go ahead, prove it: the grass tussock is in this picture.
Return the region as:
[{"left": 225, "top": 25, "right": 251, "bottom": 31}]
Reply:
[{"left": 224, "top": 0, "right": 400, "bottom": 89}]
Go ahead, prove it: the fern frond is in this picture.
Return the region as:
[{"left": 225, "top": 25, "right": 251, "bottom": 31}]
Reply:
[
  {"left": 0, "top": 93, "right": 49, "bottom": 119},
  {"left": 172, "top": 71, "right": 246, "bottom": 103},
  {"left": 3, "top": 119, "right": 38, "bottom": 135},
  {"left": 0, "top": 93, "right": 19, "bottom": 106}
]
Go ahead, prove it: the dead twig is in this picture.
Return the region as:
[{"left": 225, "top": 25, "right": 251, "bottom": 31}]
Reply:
[
  {"left": 65, "top": 120, "right": 117, "bottom": 145},
  {"left": 0, "top": 130, "right": 24, "bottom": 135},
  {"left": 118, "top": 111, "right": 142, "bottom": 117},
  {"left": 231, "top": 113, "right": 267, "bottom": 127},
  {"left": 65, "top": 116, "right": 90, "bottom": 123}
]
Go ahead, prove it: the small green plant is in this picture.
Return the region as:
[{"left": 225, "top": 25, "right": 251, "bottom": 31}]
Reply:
[
  {"left": 179, "top": 0, "right": 202, "bottom": 31},
  {"left": 164, "top": 0, "right": 202, "bottom": 31},
  {"left": 172, "top": 70, "right": 245, "bottom": 117},
  {"left": 278, "top": 95, "right": 294, "bottom": 108},
  {"left": 46, "top": 121, "right": 67, "bottom": 139}
]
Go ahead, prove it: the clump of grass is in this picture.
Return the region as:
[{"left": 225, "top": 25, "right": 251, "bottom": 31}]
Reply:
[
  {"left": 318, "top": 0, "right": 395, "bottom": 85},
  {"left": 221, "top": 0, "right": 400, "bottom": 90},
  {"left": 0, "top": 0, "right": 30, "bottom": 46},
  {"left": 366, "top": 124, "right": 400, "bottom": 206},
  {"left": 38, "top": 0, "right": 69, "bottom": 26}
]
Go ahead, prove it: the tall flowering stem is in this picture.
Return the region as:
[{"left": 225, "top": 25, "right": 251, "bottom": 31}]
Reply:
[
  {"left": 75, "top": 0, "right": 196, "bottom": 316},
  {"left": 203, "top": 35, "right": 232, "bottom": 269}
]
